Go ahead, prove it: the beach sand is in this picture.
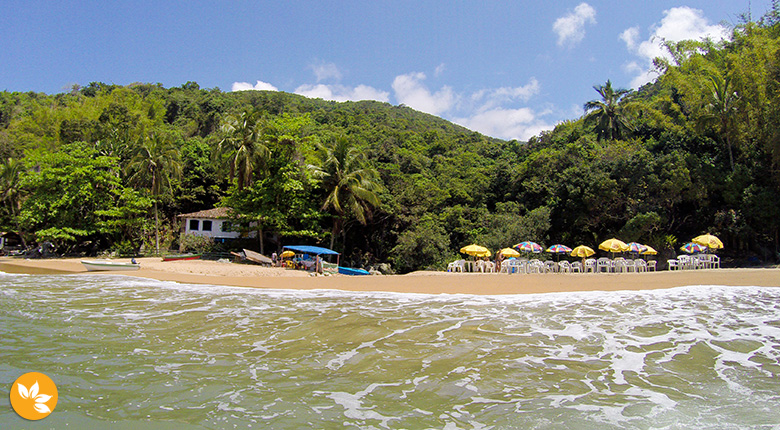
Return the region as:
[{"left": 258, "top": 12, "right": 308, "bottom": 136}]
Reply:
[{"left": 2, "top": 256, "right": 779, "bottom": 295}]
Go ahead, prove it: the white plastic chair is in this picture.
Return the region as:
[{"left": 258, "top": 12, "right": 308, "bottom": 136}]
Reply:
[
  {"left": 614, "top": 259, "right": 627, "bottom": 273},
  {"left": 544, "top": 261, "right": 558, "bottom": 273},
  {"left": 667, "top": 259, "right": 680, "bottom": 270},
  {"left": 571, "top": 261, "right": 583, "bottom": 273},
  {"left": 634, "top": 259, "right": 647, "bottom": 272},
  {"left": 584, "top": 259, "right": 597, "bottom": 273},
  {"left": 597, "top": 258, "right": 613, "bottom": 273},
  {"left": 711, "top": 255, "right": 720, "bottom": 269},
  {"left": 647, "top": 260, "right": 657, "bottom": 271},
  {"left": 558, "top": 261, "right": 572, "bottom": 273},
  {"left": 500, "top": 260, "right": 511, "bottom": 274}
]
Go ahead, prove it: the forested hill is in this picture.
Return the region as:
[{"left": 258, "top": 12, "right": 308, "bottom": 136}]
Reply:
[{"left": 2, "top": 17, "right": 780, "bottom": 271}]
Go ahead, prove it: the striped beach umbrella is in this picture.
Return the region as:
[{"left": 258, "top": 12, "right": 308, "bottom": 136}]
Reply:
[
  {"left": 514, "top": 241, "right": 543, "bottom": 253},
  {"left": 680, "top": 242, "right": 707, "bottom": 254},
  {"left": 546, "top": 244, "right": 573, "bottom": 254},
  {"left": 625, "top": 242, "right": 647, "bottom": 253}
]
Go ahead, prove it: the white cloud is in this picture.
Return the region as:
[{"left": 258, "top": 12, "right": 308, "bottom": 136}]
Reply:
[
  {"left": 232, "top": 69, "right": 553, "bottom": 142},
  {"left": 619, "top": 27, "right": 640, "bottom": 50},
  {"left": 391, "top": 72, "right": 456, "bottom": 116},
  {"left": 231, "top": 80, "right": 279, "bottom": 92},
  {"left": 621, "top": 7, "right": 730, "bottom": 88},
  {"left": 455, "top": 107, "right": 553, "bottom": 141},
  {"left": 471, "top": 78, "right": 541, "bottom": 111},
  {"left": 310, "top": 62, "right": 343, "bottom": 82},
  {"left": 294, "top": 83, "right": 390, "bottom": 103},
  {"left": 434, "top": 63, "right": 446, "bottom": 77},
  {"left": 553, "top": 3, "right": 596, "bottom": 47}
]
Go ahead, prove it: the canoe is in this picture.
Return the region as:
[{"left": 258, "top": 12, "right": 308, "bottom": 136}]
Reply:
[
  {"left": 81, "top": 260, "right": 140, "bottom": 271},
  {"left": 162, "top": 253, "right": 201, "bottom": 262},
  {"left": 243, "top": 249, "right": 273, "bottom": 266},
  {"left": 338, "top": 266, "right": 370, "bottom": 276}
]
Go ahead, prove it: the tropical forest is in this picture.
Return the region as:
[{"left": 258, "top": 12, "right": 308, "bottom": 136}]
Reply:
[{"left": 2, "top": 15, "right": 780, "bottom": 272}]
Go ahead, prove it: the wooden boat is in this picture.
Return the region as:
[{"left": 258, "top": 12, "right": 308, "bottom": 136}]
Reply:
[
  {"left": 243, "top": 249, "right": 272, "bottom": 266},
  {"left": 162, "top": 253, "right": 201, "bottom": 262},
  {"left": 338, "top": 266, "right": 370, "bottom": 276},
  {"left": 81, "top": 260, "right": 140, "bottom": 271}
]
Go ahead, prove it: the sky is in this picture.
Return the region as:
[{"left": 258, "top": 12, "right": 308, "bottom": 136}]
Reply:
[{"left": 0, "top": 0, "right": 768, "bottom": 141}]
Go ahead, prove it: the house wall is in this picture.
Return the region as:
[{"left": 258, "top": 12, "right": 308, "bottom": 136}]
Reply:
[
  {"left": 183, "top": 217, "right": 241, "bottom": 240},
  {"left": 181, "top": 217, "right": 259, "bottom": 240}
]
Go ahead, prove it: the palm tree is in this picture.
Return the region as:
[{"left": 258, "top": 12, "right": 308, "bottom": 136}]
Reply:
[
  {"left": 584, "top": 80, "right": 633, "bottom": 141},
  {"left": 215, "top": 109, "right": 269, "bottom": 191},
  {"left": 309, "top": 136, "right": 382, "bottom": 250},
  {"left": 126, "top": 133, "right": 182, "bottom": 254},
  {"left": 0, "top": 157, "right": 28, "bottom": 248},
  {"left": 700, "top": 72, "right": 740, "bottom": 171}
]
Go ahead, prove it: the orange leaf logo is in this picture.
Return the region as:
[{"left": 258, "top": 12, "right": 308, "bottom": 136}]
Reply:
[{"left": 9, "top": 372, "right": 58, "bottom": 420}]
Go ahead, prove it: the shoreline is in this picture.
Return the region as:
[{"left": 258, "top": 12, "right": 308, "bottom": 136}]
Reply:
[{"left": 2, "top": 256, "right": 780, "bottom": 295}]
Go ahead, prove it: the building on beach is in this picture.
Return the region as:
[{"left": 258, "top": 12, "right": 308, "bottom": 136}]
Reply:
[{"left": 177, "top": 207, "right": 256, "bottom": 242}]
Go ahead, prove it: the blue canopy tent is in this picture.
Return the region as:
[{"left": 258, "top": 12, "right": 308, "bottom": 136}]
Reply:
[{"left": 282, "top": 245, "right": 340, "bottom": 273}]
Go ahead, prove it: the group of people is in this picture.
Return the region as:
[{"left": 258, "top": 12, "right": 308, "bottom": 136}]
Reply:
[{"left": 271, "top": 251, "right": 320, "bottom": 271}]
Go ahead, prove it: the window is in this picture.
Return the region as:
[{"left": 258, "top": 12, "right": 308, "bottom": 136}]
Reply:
[
  {"left": 189, "top": 219, "right": 200, "bottom": 231},
  {"left": 221, "top": 221, "right": 232, "bottom": 232},
  {"left": 202, "top": 220, "right": 213, "bottom": 231}
]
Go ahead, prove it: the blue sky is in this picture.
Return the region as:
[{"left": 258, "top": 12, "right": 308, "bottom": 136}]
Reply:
[{"left": 0, "top": 0, "right": 765, "bottom": 141}]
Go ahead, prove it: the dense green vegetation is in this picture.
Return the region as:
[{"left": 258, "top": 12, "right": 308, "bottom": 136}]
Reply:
[{"left": 2, "top": 12, "right": 780, "bottom": 271}]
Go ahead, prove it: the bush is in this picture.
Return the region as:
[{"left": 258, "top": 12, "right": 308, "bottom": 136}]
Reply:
[{"left": 179, "top": 233, "right": 215, "bottom": 253}]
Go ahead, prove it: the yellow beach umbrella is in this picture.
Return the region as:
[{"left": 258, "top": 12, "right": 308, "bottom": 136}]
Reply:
[
  {"left": 460, "top": 244, "right": 491, "bottom": 258},
  {"left": 641, "top": 245, "right": 658, "bottom": 255},
  {"left": 499, "top": 247, "right": 521, "bottom": 258},
  {"left": 280, "top": 250, "right": 295, "bottom": 258},
  {"left": 599, "top": 238, "right": 629, "bottom": 253},
  {"left": 692, "top": 233, "right": 723, "bottom": 249},
  {"left": 570, "top": 245, "right": 595, "bottom": 258}
]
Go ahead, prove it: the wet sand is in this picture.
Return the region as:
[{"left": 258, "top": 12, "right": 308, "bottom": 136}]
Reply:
[{"left": 1, "top": 257, "right": 779, "bottom": 295}]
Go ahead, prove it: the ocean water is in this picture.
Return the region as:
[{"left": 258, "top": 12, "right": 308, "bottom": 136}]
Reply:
[{"left": 0, "top": 272, "right": 779, "bottom": 429}]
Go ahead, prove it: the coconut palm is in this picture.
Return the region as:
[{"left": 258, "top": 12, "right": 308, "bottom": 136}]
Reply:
[
  {"left": 126, "top": 133, "right": 182, "bottom": 254},
  {"left": 700, "top": 72, "right": 740, "bottom": 171},
  {"left": 215, "top": 109, "right": 269, "bottom": 191},
  {"left": 0, "top": 157, "right": 28, "bottom": 248},
  {"left": 584, "top": 80, "right": 633, "bottom": 141},
  {"left": 309, "top": 136, "right": 382, "bottom": 250}
]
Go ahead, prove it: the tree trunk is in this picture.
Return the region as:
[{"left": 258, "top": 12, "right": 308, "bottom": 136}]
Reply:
[
  {"left": 257, "top": 224, "right": 264, "bottom": 255},
  {"left": 329, "top": 218, "right": 341, "bottom": 251},
  {"left": 154, "top": 200, "right": 160, "bottom": 255}
]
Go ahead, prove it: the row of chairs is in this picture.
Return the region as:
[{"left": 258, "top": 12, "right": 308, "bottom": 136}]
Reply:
[
  {"left": 446, "top": 259, "right": 497, "bottom": 273},
  {"left": 447, "top": 258, "right": 661, "bottom": 274},
  {"left": 499, "top": 258, "right": 657, "bottom": 274},
  {"left": 668, "top": 254, "right": 720, "bottom": 270}
]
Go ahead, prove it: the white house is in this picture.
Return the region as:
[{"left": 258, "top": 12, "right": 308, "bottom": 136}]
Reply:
[{"left": 178, "top": 208, "right": 255, "bottom": 241}]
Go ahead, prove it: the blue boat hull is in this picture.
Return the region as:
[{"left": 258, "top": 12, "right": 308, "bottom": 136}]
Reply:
[{"left": 338, "top": 266, "right": 370, "bottom": 276}]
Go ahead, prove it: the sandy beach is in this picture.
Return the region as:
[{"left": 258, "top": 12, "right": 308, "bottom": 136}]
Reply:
[{"left": 1, "top": 256, "right": 779, "bottom": 295}]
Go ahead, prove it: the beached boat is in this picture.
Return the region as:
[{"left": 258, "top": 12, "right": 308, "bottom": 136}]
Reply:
[
  {"left": 81, "top": 260, "right": 140, "bottom": 271},
  {"left": 162, "top": 253, "right": 201, "bottom": 262},
  {"left": 243, "top": 249, "right": 273, "bottom": 266},
  {"left": 338, "top": 266, "right": 370, "bottom": 276}
]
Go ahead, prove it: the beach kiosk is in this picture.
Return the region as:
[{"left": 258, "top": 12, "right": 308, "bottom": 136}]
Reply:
[{"left": 282, "top": 245, "right": 340, "bottom": 275}]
